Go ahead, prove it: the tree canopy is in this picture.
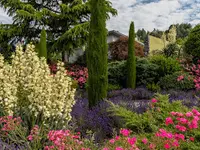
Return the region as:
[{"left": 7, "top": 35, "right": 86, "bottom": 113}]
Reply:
[
  {"left": 0, "top": 0, "right": 117, "bottom": 59},
  {"left": 184, "top": 24, "right": 200, "bottom": 58}
]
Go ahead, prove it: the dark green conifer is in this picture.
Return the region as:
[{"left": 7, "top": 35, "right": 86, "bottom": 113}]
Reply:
[
  {"left": 127, "top": 22, "right": 136, "bottom": 88},
  {"left": 87, "top": 0, "right": 108, "bottom": 107},
  {"left": 39, "top": 28, "right": 47, "bottom": 60}
]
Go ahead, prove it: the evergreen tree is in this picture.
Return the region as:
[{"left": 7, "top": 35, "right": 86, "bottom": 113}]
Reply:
[
  {"left": 127, "top": 22, "right": 136, "bottom": 89},
  {"left": 87, "top": 0, "right": 108, "bottom": 107},
  {"left": 39, "top": 28, "right": 47, "bottom": 59},
  {"left": 0, "top": 0, "right": 117, "bottom": 60}
]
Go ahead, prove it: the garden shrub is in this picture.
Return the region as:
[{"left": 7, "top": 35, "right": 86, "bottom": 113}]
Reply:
[
  {"left": 109, "top": 36, "right": 144, "bottom": 61},
  {"left": 159, "top": 72, "right": 195, "bottom": 91},
  {"left": 108, "top": 57, "right": 160, "bottom": 87},
  {"left": 149, "top": 55, "right": 181, "bottom": 77},
  {"left": 0, "top": 44, "right": 76, "bottom": 129},
  {"left": 107, "top": 83, "right": 121, "bottom": 91},
  {"left": 108, "top": 94, "right": 189, "bottom": 134}
]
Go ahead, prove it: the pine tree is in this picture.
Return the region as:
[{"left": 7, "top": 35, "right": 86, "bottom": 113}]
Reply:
[
  {"left": 87, "top": 0, "right": 108, "bottom": 107},
  {"left": 39, "top": 28, "right": 47, "bottom": 60},
  {"left": 0, "top": 0, "right": 117, "bottom": 60},
  {"left": 127, "top": 22, "right": 136, "bottom": 89}
]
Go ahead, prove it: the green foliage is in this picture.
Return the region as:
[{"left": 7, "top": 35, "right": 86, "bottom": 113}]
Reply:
[
  {"left": 107, "top": 83, "right": 121, "bottom": 91},
  {"left": 146, "top": 82, "right": 161, "bottom": 92},
  {"left": 136, "top": 58, "right": 160, "bottom": 85},
  {"left": 136, "top": 28, "right": 147, "bottom": 42},
  {"left": 108, "top": 60, "right": 127, "bottom": 87},
  {"left": 159, "top": 72, "right": 195, "bottom": 90},
  {"left": 87, "top": 0, "right": 108, "bottom": 107},
  {"left": 108, "top": 58, "right": 160, "bottom": 87},
  {"left": 127, "top": 22, "right": 136, "bottom": 89},
  {"left": 149, "top": 55, "right": 181, "bottom": 77},
  {"left": 184, "top": 24, "right": 200, "bottom": 58},
  {"left": 39, "top": 28, "right": 47, "bottom": 60},
  {"left": 163, "top": 43, "right": 180, "bottom": 58},
  {"left": 108, "top": 93, "right": 189, "bottom": 134},
  {"left": 0, "top": 0, "right": 117, "bottom": 61},
  {"left": 176, "top": 23, "right": 192, "bottom": 39}
]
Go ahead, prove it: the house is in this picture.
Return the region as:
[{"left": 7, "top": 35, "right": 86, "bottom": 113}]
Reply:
[
  {"left": 67, "top": 30, "right": 144, "bottom": 63},
  {"left": 145, "top": 25, "right": 177, "bottom": 55}
]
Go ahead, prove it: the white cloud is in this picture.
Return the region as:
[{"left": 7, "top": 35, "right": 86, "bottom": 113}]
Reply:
[
  {"left": 0, "top": 0, "right": 199, "bottom": 34},
  {"left": 107, "top": 0, "right": 200, "bottom": 34}
]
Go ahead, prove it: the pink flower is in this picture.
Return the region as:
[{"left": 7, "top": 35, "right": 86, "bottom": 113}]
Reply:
[
  {"left": 142, "top": 138, "right": 148, "bottom": 144},
  {"left": 177, "top": 75, "right": 184, "bottom": 81},
  {"left": 127, "top": 137, "right": 137, "bottom": 146},
  {"left": 149, "top": 143, "right": 156, "bottom": 149},
  {"left": 175, "top": 125, "right": 187, "bottom": 132},
  {"left": 164, "top": 143, "right": 170, "bottom": 149},
  {"left": 186, "top": 112, "right": 193, "bottom": 117},
  {"left": 165, "top": 117, "right": 174, "bottom": 125},
  {"left": 177, "top": 117, "right": 188, "bottom": 124},
  {"left": 151, "top": 98, "right": 157, "bottom": 103},
  {"left": 103, "top": 148, "right": 109, "bottom": 150},
  {"left": 120, "top": 129, "right": 131, "bottom": 137},
  {"left": 109, "top": 139, "right": 115, "bottom": 144},
  {"left": 170, "top": 111, "right": 177, "bottom": 116},
  {"left": 190, "top": 137, "right": 195, "bottom": 142},
  {"left": 115, "top": 147, "right": 124, "bottom": 150},
  {"left": 172, "top": 140, "right": 179, "bottom": 147},
  {"left": 27, "top": 135, "right": 33, "bottom": 141},
  {"left": 115, "top": 136, "right": 120, "bottom": 140}
]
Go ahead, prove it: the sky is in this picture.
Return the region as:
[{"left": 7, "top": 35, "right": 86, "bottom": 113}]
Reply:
[{"left": 0, "top": 0, "right": 200, "bottom": 35}]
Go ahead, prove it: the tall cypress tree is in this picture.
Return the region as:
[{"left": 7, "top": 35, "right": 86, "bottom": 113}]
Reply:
[
  {"left": 39, "top": 28, "right": 47, "bottom": 59},
  {"left": 87, "top": 0, "right": 108, "bottom": 107},
  {"left": 127, "top": 22, "right": 136, "bottom": 89}
]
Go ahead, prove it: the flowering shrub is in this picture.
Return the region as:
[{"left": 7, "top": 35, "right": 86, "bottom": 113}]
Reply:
[
  {"left": 49, "top": 64, "right": 88, "bottom": 89},
  {"left": 159, "top": 72, "right": 194, "bottom": 91},
  {"left": 66, "top": 65, "right": 88, "bottom": 89},
  {"left": 0, "top": 44, "right": 76, "bottom": 128},
  {"left": 190, "top": 60, "right": 200, "bottom": 90},
  {"left": 45, "top": 130, "right": 94, "bottom": 150}
]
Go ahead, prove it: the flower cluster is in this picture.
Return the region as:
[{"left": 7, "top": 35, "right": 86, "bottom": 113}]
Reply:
[
  {"left": 66, "top": 65, "right": 88, "bottom": 88},
  {"left": 0, "top": 116, "right": 22, "bottom": 132},
  {"left": 103, "top": 128, "right": 139, "bottom": 150},
  {"left": 27, "top": 125, "right": 40, "bottom": 141},
  {"left": 45, "top": 130, "right": 91, "bottom": 150},
  {"left": 189, "top": 61, "right": 200, "bottom": 90},
  {"left": 0, "top": 44, "right": 76, "bottom": 126},
  {"left": 177, "top": 75, "right": 184, "bottom": 81}
]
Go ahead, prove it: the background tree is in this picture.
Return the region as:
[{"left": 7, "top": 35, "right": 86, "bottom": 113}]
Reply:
[
  {"left": 163, "top": 43, "right": 180, "bottom": 58},
  {"left": 176, "top": 23, "right": 192, "bottom": 39},
  {"left": 87, "top": 0, "right": 108, "bottom": 107},
  {"left": 0, "top": 0, "right": 117, "bottom": 61},
  {"left": 184, "top": 24, "right": 200, "bottom": 61},
  {"left": 39, "top": 28, "right": 47, "bottom": 60},
  {"left": 127, "top": 22, "right": 136, "bottom": 89},
  {"left": 136, "top": 28, "right": 147, "bottom": 42},
  {"left": 149, "top": 28, "right": 163, "bottom": 38}
]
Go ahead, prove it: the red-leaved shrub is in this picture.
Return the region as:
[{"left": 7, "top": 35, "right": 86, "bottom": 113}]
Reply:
[{"left": 109, "top": 36, "right": 144, "bottom": 61}]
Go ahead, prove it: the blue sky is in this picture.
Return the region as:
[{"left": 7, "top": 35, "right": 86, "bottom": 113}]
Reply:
[{"left": 0, "top": 0, "right": 200, "bottom": 35}]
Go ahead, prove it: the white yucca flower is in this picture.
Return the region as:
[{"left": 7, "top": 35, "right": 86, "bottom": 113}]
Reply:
[{"left": 0, "top": 44, "right": 76, "bottom": 126}]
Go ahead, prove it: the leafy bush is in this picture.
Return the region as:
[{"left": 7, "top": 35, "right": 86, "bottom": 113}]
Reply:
[
  {"left": 108, "top": 58, "right": 160, "bottom": 87},
  {"left": 0, "top": 44, "right": 76, "bottom": 129},
  {"left": 109, "top": 36, "right": 144, "bottom": 61},
  {"left": 184, "top": 24, "right": 200, "bottom": 58},
  {"left": 108, "top": 94, "right": 189, "bottom": 133},
  {"left": 163, "top": 43, "right": 180, "bottom": 58},
  {"left": 107, "top": 84, "right": 121, "bottom": 91},
  {"left": 149, "top": 55, "right": 181, "bottom": 77},
  {"left": 108, "top": 60, "right": 127, "bottom": 87},
  {"left": 159, "top": 72, "right": 195, "bottom": 91}
]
